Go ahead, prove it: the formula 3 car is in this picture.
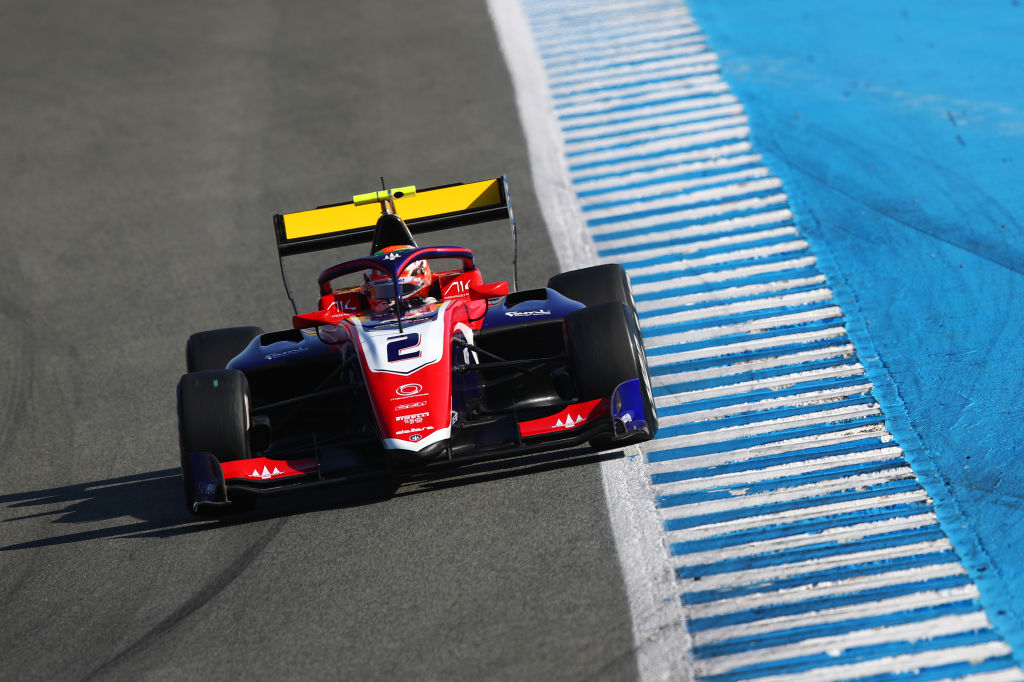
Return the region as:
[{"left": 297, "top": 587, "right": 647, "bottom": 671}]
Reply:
[{"left": 177, "top": 177, "right": 657, "bottom": 513}]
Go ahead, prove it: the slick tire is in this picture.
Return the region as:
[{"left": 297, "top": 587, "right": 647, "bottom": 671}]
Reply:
[
  {"left": 177, "top": 369, "right": 253, "bottom": 513},
  {"left": 186, "top": 326, "right": 264, "bottom": 372},
  {"left": 564, "top": 301, "right": 658, "bottom": 448},
  {"left": 548, "top": 263, "right": 636, "bottom": 310}
]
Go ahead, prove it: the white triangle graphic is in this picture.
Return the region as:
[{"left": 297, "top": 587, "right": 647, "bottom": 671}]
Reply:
[
  {"left": 555, "top": 417, "right": 565, "bottom": 427},
  {"left": 250, "top": 469, "right": 260, "bottom": 478}
]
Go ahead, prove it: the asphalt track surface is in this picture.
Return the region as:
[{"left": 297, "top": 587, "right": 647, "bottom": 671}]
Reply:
[{"left": 0, "top": 2, "right": 638, "bottom": 680}]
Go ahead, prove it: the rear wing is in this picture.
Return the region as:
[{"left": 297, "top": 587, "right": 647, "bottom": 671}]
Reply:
[
  {"left": 273, "top": 176, "right": 518, "bottom": 313},
  {"left": 274, "top": 177, "right": 512, "bottom": 256}
]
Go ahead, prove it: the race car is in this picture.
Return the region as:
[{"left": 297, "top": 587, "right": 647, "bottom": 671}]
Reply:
[{"left": 177, "top": 177, "right": 657, "bottom": 513}]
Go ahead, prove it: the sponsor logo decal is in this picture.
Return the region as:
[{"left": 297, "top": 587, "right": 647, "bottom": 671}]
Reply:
[
  {"left": 264, "top": 347, "right": 308, "bottom": 360},
  {"left": 555, "top": 414, "right": 586, "bottom": 429},
  {"left": 396, "top": 411, "right": 429, "bottom": 424},
  {"left": 409, "top": 434, "right": 423, "bottom": 442},
  {"left": 249, "top": 466, "right": 284, "bottom": 479},
  {"left": 396, "top": 426, "right": 434, "bottom": 435},
  {"left": 444, "top": 280, "right": 470, "bottom": 296},
  {"left": 504, "top": 309, "right": 551, "bottom": 317},
  {"left": 396, "top": 401, "right": 427, "bottom": 411},
  {"left": 396, "top": 383, "right": 423, "bottom": 396},
  {"left": 517, "top": 398, "right": 607, "bottom": 439}
]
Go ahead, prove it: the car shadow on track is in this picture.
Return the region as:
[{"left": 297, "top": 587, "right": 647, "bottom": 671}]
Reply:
[{"left": 0, "top": 446, "right": 625, "bottom": 551}]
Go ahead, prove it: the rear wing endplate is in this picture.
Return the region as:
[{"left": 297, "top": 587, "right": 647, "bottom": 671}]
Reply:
[{"left": 273, "top": 176, "right": 518, "bottom": 313}]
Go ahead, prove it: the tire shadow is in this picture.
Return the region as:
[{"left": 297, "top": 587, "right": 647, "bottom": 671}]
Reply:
[{"left": 0, "top": 446, "right": 626, "bottom": 551}]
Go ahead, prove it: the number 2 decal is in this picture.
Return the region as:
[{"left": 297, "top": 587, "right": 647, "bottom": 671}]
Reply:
[{"left": 387, "top": 333, "right": 421, "bottom": 362}]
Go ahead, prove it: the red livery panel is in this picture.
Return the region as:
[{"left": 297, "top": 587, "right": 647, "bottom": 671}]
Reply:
[
  {"left": 221, "top": 456, "right": 318, "bottom": 481},
  {"left": 517, "top": 398, "right": 609, "bottom": 438}
]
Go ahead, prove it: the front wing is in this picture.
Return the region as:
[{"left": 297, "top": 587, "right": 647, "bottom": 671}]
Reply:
[{"left": 183, "top": 379, "right": 650, "bottom": 512}]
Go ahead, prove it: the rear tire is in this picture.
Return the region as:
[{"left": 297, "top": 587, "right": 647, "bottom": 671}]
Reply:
[
  {"left": 565, "top": 302, "right": 658, "bottom": 447},
  {"left": 186, "top": 326, "right": 263, "bottom": 372},
  {"left": 177, "top": 369, "right": 252, "bottom": 513}
]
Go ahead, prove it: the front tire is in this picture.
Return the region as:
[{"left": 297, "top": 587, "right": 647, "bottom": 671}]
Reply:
[
  {"left": 177, "top": 369, "right": 252, "bottom": 513},
  {"left": 564, "top": 302, "right": 658, "bottom": 447},
  {"left": 186, "top": 326, "right": 264, "bottom": 372},
  {"left": 548, "top": 263, "right": 635, "bottom": 309}
]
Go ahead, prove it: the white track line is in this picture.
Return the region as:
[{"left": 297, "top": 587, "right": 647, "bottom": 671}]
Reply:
[
  {"left": 657, "top": 465, "right": 909, "bottom": 516},
  {"left": 689, "top": 561, "right": 967, "bottom": 619},
  {"left": 665, "top": 384, "right": 875, "bottom": 426},
  {"left": 698, "top": 615, "right": 1000, "bottom": 679},
  {"left": 639, "top": 276, "right": 828, "bottom": 315},
  {"left": 646, "top": 422, "right": 890, "bottom": 470},
  {"left": 677, "top": 538, "right": 954, "bottom": 595},
  {"left": 668, "top": 488, "right": 929, "bottom": 544},
  {"left": 641, "top": 307, "right": 845, "bottom": 346}
]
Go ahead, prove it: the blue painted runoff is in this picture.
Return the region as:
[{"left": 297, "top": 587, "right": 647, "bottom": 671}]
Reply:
[{"left": 688, "top": 0, "right": 1024, "bottom": 659}]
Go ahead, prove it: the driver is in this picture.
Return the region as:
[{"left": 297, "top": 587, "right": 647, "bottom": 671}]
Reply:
[{"left": 363, "top": 246, "right": 434, "bottom": 312}]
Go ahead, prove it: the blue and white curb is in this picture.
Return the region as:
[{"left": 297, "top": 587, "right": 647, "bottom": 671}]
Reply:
[{"left": 489, "top": 0, "right": 1023, "bottom": 680}]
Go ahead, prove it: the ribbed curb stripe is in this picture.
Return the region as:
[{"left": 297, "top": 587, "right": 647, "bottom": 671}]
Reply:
[{"left": 489, "top": 0, "right": 1022, "bottom": 679}]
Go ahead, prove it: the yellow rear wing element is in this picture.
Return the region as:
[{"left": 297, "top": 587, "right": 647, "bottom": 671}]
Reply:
[{"left": 275, "top": 177, "right": 511, "bottom": 256}]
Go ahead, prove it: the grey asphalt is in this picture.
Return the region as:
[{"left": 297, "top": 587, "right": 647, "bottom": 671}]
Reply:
[{"left": 0, "top": 2, "right": 638, "bottom": 680}]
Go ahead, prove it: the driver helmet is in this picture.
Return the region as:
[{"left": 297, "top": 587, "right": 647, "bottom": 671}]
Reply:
[{"left": 363, "top": 246, "right": 433, "bottom": 310}]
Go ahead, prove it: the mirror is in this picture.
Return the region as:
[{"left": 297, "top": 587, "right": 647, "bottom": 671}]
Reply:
[{"left": 470, "top": 281, "right": 509, "bottom": 300}]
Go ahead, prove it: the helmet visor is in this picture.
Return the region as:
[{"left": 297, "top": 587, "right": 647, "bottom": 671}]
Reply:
[{"left": 366, "top": 278, "right": 424, "bottom": 301}]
